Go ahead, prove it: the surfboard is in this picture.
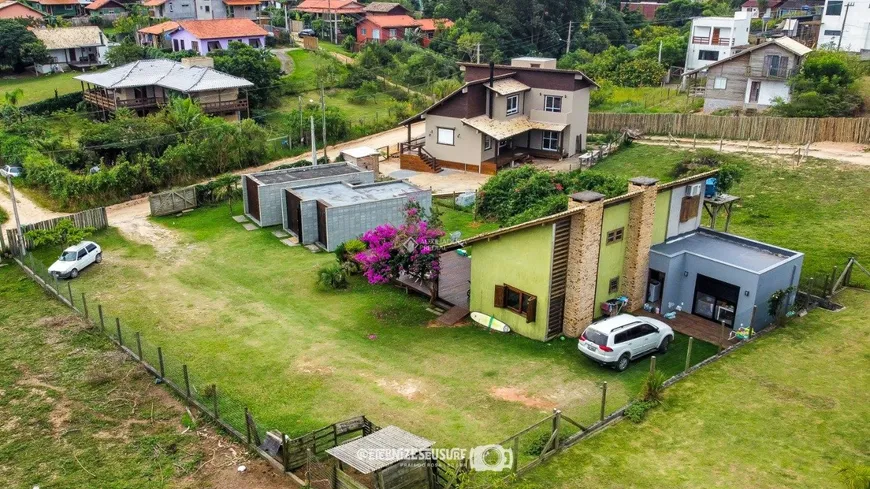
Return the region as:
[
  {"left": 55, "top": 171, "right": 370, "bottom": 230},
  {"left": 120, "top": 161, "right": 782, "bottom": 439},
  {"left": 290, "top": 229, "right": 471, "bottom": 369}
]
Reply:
[{"left": 470, "top": 311, "right": 511, "bottom": 333}]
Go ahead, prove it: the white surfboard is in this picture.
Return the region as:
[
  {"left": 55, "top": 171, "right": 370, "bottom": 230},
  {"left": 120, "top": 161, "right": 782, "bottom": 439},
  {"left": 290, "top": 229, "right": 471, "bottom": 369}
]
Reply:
[{"left": 470, "top": 312, "right": 511, "bottom": 333}]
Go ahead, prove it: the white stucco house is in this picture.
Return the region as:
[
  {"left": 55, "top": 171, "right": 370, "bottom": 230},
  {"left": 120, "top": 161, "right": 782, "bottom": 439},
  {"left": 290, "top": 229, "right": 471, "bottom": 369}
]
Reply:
[{"left": 684, "top": 12, "right": 751, "bottom": 72}]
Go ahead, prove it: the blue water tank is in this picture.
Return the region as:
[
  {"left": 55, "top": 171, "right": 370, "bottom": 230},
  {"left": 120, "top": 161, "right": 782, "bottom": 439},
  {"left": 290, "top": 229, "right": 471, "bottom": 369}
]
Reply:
[{"left": 705, "top": 178, "right": 717, "bottom": 198}]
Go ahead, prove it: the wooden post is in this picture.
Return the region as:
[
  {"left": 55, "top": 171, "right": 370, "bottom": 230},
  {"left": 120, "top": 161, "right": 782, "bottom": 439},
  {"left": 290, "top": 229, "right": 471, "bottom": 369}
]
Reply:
[
  {"left": 552, "top": 409, "right": 562, "bottom": 451},
  {"left": 67, "top": 282, "right": 74, "bottom": 307},
  {"left": 649, "top": 355, "right": 656, "bottom": 375},
  {"left": 282, "top": 434, "right": 290, "bottom": 471},
  {"left": 306, "top": 448, "right": 313, "bottom": 486},
  {"left": 114, "top": 318, "right": 123, "bottom": 346},
  {"left": 136, "top": 332, "right": 143, "bottom": 361},
  {"left": 98, "top": 304, "right": 104, "bottom": 330},
  {"left": 212, "top": 384, "right": 218, "bottom": 418},
  {"left": 718, "top": 321, "right": 726, "bottom": 353},
  {"left": 748, "top": 305, "right": 757, "bottom": 339},
  {"left": 684, "top": 337, "right": 694, "bottom": 372},
  {"left": 183, "top": 364, "right": 191, "bottom": 401},
  {"left": 600, "top": 381, "right": 607, "bottom": 421},
  {"left": 245, "top": 407, "right": 252, "bottom": 444},
  {"left": 157, "top": 347, "right": 165, "bottom": 379},
  {"left": 81, "top": 293, "right": 88, "bottom": 320},
  {"left": 511, "top": 437, "right": 519, "bottom": 472}
]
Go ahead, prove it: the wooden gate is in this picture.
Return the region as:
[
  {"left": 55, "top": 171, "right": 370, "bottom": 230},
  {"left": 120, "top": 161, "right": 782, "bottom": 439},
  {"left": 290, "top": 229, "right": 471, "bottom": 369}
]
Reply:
[
  {"left": 316, "top": 201, "right": 328, "bottom": 247},
  {"left": 245, "top": 176, "right": 260, "bottom": 222},
  {"left": 285, "top": 190, "right": 302, "bottom": 237},
  {"left": 148, "top": 186, "right": 197, "bottom": 216}
]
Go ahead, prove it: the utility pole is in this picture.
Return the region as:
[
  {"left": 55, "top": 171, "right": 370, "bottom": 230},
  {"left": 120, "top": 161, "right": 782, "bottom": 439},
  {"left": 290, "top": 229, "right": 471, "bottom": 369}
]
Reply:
[
  {"left": 320, "top": 84, "right": 327, "bottom": 161},
  {"left": 6, "top": 175, "right": 23, "bottom": 257},
  {"left": 298, "top": 95, "right": 303, "bottom": 144},
  {"left": 310, "top": 116, "right": 317, "bottom": 165},
  {"left": 284, "top": 2, "right": 289, "bottom": 33},
  {"left": 837, "top": 2, "right": 855, "bottom": 50},
  {"left": 475, "top": 43, "right": 480, "bottom": 64},
  {"left": 658, "top": 40, "right": 663, "bottom": 63},
  {"left": 566, "top": 21, "right": 573, "bottom": 53}
]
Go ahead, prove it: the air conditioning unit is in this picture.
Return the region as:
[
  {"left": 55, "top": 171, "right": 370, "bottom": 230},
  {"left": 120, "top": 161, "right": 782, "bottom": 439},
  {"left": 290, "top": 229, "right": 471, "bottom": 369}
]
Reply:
[{"left": 686, "top": 183, "right": 702, "bottom": 197}]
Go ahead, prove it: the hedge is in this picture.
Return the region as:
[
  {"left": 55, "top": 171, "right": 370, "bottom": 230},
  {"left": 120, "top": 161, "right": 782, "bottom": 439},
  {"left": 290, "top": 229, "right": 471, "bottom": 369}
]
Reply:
[{"left": 20, "top": 92, "right": 83, "bottom": 116}]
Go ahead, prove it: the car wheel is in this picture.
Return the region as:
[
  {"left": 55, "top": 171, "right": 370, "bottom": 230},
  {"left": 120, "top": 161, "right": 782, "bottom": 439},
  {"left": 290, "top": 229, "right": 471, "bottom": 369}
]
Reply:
[
  {"left": 616, "top": 354, "right": 630, "bottom": 372},
  {"left": 658, "top": 336, "right": 671, "bottom": 353},
  {"left": 70, "top": 268, "right": 79, "bottom": 279},
  {"left": 95, "top": 253, "right": 102, "bottom": 264}
]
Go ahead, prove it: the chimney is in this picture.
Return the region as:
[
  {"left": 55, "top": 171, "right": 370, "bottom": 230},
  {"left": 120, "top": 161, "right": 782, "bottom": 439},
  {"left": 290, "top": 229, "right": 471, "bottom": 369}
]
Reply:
[
  {"left": 488, "top": 61, "right": 494, "bottom": 119},
  {"left": 562, "top": 191, "right": 606, "bottom": 336},
  {"left": 181, "top": 56, "right": 215, "bottom": 69}
]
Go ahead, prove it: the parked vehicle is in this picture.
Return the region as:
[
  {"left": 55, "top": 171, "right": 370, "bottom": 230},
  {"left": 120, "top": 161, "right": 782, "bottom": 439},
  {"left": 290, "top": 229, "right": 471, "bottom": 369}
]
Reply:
[
  {"left": 578, "top": 314, "right": 674, "bottom": 372},
  {"left": 48, "top": 241, "right": 102, "bottom": 279},
  {"left": 299, "top": 28, "right": 317, "bottom": 37},
  {"left": 0, "top": 165, "right": 22, "bottom": 178}
]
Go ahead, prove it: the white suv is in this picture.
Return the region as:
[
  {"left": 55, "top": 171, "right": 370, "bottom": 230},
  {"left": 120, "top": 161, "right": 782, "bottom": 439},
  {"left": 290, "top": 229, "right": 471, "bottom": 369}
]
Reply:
[
  {"left": 578, "top": 314, "right": 674, "bottom": 372},
  {"left": 49, "top": 241, "right": 102, "bottom": 279}
]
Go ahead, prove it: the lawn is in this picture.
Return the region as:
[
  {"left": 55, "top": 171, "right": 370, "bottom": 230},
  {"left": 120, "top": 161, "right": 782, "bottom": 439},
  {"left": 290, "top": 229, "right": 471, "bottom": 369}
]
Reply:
[
  {"left": 0, "top": 264, "right": 265, "bottom": 488},
  {"left": 27, "top": 205, "right": 718, "bottom": 451},
  {"left": 592, "top": 86, "right": 702, "bottom": 114},
  {"left": 515, "top": 288, "right": 870, "bottom": 489},
  {"left": 0, "top": 70, "right": 88, "bottom": 105},
  {"left": 591, "top": 144, "right": 870, "bottom": 287},
  {"left": 434, "top": 196, "right": 500, "bottom": 241}
]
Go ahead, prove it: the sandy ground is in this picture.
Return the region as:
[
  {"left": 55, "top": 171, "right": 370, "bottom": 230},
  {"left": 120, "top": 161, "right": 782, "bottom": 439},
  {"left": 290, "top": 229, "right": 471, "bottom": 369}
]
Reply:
[
  {"left": 380, "top": 158, "right": 490, "bottom": 193},
  {"left": 642, "top": 136, "right": 870, "bottom": 166},
  {"left": 0, "top": 184, "right": 65, "bottom": 223}
]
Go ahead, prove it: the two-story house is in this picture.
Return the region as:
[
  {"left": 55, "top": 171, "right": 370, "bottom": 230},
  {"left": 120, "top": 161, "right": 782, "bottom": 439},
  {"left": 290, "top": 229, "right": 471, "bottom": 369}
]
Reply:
[
  {"left": 399, "top": 57, "right": 596, "bottom": 175},
  {"left": 818, "top": 0, "right": 870, "bottom": 54},
  {"left": 76, "top": 57, "right": 253, "bottom": 120},
  {"left": 143, "top": 0, "right": 196, "bottom": 20},
  {"left": 31, "top": 26, "right": 110, "bottom": 74},
  {"left": 684, "top": 37, "right": 811, "bottom": 113},
  {"left": 685, "top": 12, "right": 751, "bottom": 72},
  {"left": 165, "top": 19, "right": 267, "bottom": 54}
]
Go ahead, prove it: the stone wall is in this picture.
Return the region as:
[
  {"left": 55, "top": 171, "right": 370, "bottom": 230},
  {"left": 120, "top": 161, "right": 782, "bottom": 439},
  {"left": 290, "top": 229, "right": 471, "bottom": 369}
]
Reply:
[
  {"left": 621, "top": 178, "right": 659, "bottom": 311},
  {"left": 562, "top": 192, "right": 605, "bottom": 337}
]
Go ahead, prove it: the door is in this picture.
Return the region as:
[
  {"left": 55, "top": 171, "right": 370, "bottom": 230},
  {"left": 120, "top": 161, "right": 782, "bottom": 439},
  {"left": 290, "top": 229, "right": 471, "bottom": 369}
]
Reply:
[
  {"left": 244, "top": 176, "right": 260, "bottom": 221},
  {"left": 712, "top": 27, "right": 721, "bottom": 45},
  {"left": 692, "top": 274, "right": 740, "bottom": 328},
  {"left": 285, "top": 190, "right": 302, "bottom": 237},
  {"left": 133, "top": 87, "right": 146, "bottom": 103},
  {"left": 85, "top": 243, "right": 98, "bottom": 266},
  {"left": 68, "top": 48, "right": 77, "bottom": 62},
  {"left": 316, "top": 201, "right": 328, "bottom": 247},
  {"left": 749, "top": 81, "right": 761, "bottom": 103},
  {"left": 635, "top": 322, "right": 660, "bottom": 353}
]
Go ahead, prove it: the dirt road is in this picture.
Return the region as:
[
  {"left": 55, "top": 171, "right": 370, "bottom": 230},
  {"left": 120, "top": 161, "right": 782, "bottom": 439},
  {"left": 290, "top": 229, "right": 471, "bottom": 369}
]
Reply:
[{"left": 270, "top": 48, "right": 296, "bottom": 74}]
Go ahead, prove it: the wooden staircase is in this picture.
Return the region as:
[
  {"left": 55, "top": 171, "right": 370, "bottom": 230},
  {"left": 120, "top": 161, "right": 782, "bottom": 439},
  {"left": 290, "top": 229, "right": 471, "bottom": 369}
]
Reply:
[{"left": 419, "top": 147, "right": 442, "bottom": 172}]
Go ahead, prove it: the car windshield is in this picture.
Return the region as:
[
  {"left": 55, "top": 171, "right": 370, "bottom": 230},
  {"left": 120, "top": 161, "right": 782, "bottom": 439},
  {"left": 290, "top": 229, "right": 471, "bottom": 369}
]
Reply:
[
  {"left": 583, "top": 328, "right": 609, "bottom": 346},
  {"left": 60, "top": 251, "right": 78, "bottom": 262}
]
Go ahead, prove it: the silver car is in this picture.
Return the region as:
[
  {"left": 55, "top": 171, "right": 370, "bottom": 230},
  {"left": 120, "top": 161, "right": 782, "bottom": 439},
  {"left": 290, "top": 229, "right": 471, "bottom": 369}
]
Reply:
[{"left": 578, "top": 314, "right": 674, "bottom": 372}]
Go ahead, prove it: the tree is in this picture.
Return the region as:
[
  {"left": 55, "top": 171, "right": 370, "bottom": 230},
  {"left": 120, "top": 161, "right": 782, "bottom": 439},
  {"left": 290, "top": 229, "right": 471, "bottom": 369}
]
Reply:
[
  {"left": 771, "top": 50, "right": 864, "bottom": 117},
  {"left": 456, "top": 31, "right": 484, "bottom": 61},
  {"left": 164, "top": 97, "right": 204, "bottom": 134},
  {"left": 0, "top": 19, "right": 49, "bottom": 72},
  {"left": 590, "top": 6, "right": 630, "bottom": 46},
  {"left": 431, "top": 78, "right": 462, "bottom": 98},
  {"left": 106, "top": 40, "right": 146, "bottom": 65},
  {"left": 25, "top": 219, "right": 95, "bottom": 252},
  {"left": 654, "top": 0, "right": 704, "bottom": 27},
  {"left": 633, "top": 33, "right": 689, "bottom": 68},
  {"left": 209, "top": 42, "right": 282, "bottom": 107},
  {"left": 355, "top": 202, "right": 445, "bottom": 305},
  {"left": 112, "top": 4, "right": 151, "bottom": 39}
]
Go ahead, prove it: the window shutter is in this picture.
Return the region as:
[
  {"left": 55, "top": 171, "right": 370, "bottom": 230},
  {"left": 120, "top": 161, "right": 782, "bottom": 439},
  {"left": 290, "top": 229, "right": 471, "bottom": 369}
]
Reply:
[
  {"left": 781, "top": 57, "right": 789, "bottom": 76},
  {"left": 494, "top": 285, "right": 505, "bottom": 308},
  {"left": 526, "top": 296, "right": 537, "bottom": 323}
]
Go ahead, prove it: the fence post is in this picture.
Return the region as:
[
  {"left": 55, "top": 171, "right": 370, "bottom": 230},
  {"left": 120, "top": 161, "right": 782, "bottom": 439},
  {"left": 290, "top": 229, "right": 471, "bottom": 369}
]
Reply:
[
  {"left": 511, "top": 437, "right": 519, "bottom": 472},
  {"left": 67, "top": 282, "right": 74, "bottom": 307},
  {"left": 718, "top": 321, "right": 726, "bottom": 353},
  {"left": 81, "top": 294, "right": 88, "bottom": 320},
  {"left": 135, "top": 332, "right": 143, "bottom": 361},
  {"left": 649, "top": 355, "right": 656, "bottom": 375},
  {"left": 212, "top": 384, "right": 218, "bottom": 418},
  {"left": 183, "top": 364, "right": 191, "bottom": 402},
  {"left": 98, "top": 304, "right": 104, "bottom": 331},
  {"left": 748, "top": 305, "right": 757, "bottom": 339},
  {"left": 552, "top": 409, "right": 562, "bottom": 451},
  {"left": 115, "top": 318, "right": 123, "bottom": 346},
  {"left": 600, "top": 381, "right": 607, "bottom": 422},
  {"left": 684, "top": 337, "right": 694, "bottom": 372},
  {"left": 157, "top": 347, "right": 165, "bottom": 379},
  {"left": 245, "top": 407, "right": 252, "bottom": 444},
  {"left": 282, "top": 434, "right": 290, "bottom": 471}
]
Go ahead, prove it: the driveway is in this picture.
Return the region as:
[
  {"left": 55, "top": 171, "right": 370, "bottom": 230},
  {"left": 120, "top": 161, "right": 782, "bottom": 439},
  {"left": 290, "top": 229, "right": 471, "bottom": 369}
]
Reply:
[{"left": 270, "top": 48, "right": 297, "bottom": 74}]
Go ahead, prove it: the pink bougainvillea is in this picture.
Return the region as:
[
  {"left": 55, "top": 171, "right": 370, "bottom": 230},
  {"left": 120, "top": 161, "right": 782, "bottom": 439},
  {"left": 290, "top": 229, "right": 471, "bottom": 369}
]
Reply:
[{"left": 355, "top": 203, "right": 445, "bottom": 304}]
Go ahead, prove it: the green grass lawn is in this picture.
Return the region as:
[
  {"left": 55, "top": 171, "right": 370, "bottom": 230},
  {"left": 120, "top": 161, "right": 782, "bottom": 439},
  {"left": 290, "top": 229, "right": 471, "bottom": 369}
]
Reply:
[
  {"left": 593, "top": 86, "right": 702, "bottom": 114},
  {"left": 435, "top": 197, "right": 499, "bottom": 241},
  {"left": 515, "top": 288, "right": 870, "bottom": 488},
  {"left": 0, "top": 70, "right": 88, "bottom": 105},
  {"left": 28, "top": 206, "right": 717, "bottom": 450},
  {"left": 592, "top": 144, "right": 870, "bottom": 287}
]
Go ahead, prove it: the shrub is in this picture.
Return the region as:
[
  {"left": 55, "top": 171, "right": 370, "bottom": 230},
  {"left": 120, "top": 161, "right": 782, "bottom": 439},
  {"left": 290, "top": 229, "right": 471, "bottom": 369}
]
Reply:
[
  {"left": 317, "top": 262, "right": 348, "bottom": 289},
  {"left": 639, "top": 370, "right": 667, "bottom": 404},
  {"left": 335, "top": 238, "right": 366, "bottom": 263},
  {"left": 19, "top": 92, "right": 82, "bottom": 116},
  {"left": 341, "top": 34, "right": 356, "bottom": 52},
  {"left": 524, "top": 431, "right": 561, "bottom": 456},
  {"left": 624, "top": 400, "right": 656, "bottom": 423}
]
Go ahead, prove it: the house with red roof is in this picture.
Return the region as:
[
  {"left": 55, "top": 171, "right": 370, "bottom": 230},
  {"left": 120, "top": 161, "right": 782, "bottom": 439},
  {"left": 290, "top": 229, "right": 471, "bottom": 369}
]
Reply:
[
  {"left": 166, "top": 18, "right": 268, "bottom": 54},
  {"left": 356, "top": 15, "right": 453, "bottom": 47},
  {"left": 85, "top": 0, "right": 126, "bottom": 17},
  {"left": 0, "top": 0, "right": 44, "bottom": 20},
  {"left": 137, "top": 20, "right": 179, "bottom": 48},
  {"left": 26, "top": 0, "right": 84, "bottom": 17},
  {"left": 294, "top": 0, "right": 365, "bottom": 15}
]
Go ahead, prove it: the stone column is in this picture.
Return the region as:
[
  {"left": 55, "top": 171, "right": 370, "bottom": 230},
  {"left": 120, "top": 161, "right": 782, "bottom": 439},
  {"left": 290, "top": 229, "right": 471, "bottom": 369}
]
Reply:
[
  {"left": 563, "top": 191, "right": 605, "bottom": 337},
  {"left": 621, "top": 177, "right": 659, "bottom": 311}
]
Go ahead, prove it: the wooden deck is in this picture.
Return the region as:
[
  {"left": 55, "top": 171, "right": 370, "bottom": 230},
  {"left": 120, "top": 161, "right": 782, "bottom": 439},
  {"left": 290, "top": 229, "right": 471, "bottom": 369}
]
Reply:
[
  {"left": 636, "top": 310, "right": 739, "bottom": 349},
  {"left": 396, "top": 251, "right": 470, "bottom": 308}
]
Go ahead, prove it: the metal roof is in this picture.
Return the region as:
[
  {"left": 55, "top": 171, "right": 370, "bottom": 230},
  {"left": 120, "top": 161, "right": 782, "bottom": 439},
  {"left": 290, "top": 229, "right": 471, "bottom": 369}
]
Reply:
[
  {"left": 326, "top": 426, "right": 434, "bottom": 474},
  {"left": 249, "top": 163, "right": 363, "bottom": 185},
  {"left": 75, "top": 59, "right": 253, "bottom": 92},
  {"left": 289, "top": 180, "right": 426, "bottom": 207},
  {"left": 461, "top": 114, "right": 567, "bottom": 140}
]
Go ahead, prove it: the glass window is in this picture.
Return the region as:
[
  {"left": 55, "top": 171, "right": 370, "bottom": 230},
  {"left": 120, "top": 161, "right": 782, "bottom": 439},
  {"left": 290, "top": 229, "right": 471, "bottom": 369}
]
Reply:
[
  {"left": 542, "top": 130, "right": 559, "bottom": 151},
  {"left": 714, "top": 77, "right": 727, "bottom": 89},
  {"left": 544, "top": 95, "right": 562, "bottom": 113},
  {"left": 823, "top": 29, "right": 841, "bottom": 35},
  {"left": 389, "top": 28, "right": 397, "bottom": 37},
  {"left": 698, "top": 50, "right": 719, "bottom": 61},
  {"left": 637, "top": 323, "right": 657, "bottom": 336},
  {"left": 361, "top": 28, "right": 367, "bottom": 35},
  {"left": 77, "top": 249, "right": 87, "bottom": 259},
  {"left": 86, "top": 244, "right": 96, "bottom": 252},
  {"left": 608, "top": 277, "right": 619, "bottom": 294},
  {"left": 249, "top": 38, "right": 261, "bottom": 48},
  {"left": 506, "top": 95, "right": 519, "bottom": 115},
  {"left": 606, "top": 228, "right": 624, "bottom": 244},
  {"left": 484, "top": 136, "right": 492, "bottom": 151},
  {"left": 437, "top": 127, "right": 454, "bottom": 145},
  {"left": 584, "top": 328, "right": 608, "bottom": 346},
  {"left": 504, "top": 287, "right": 521, "bottom": 311},
  {"left": 826, "top": 0, "right": 842, "bottom": 15},
  {"left": 61, "top": 251, "right": 78, "bottom": 262}
]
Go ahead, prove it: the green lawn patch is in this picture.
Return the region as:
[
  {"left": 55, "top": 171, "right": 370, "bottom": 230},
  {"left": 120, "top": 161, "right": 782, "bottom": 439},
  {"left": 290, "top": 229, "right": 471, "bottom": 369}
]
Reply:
[
  {"left": 593, "top": 86, "right": 702, "bottom": 114},
  {"left": 29, "top": 205, "right": 717, "bottom": 449},
  {"left": 0, "top": 70, "right": 88, "bottom": 105},
  {"left": 515, "top": 289, "right": 870, "bottom": 488},
  {"left": 435, "top": 197, "right": 499, "bottom": 240}
]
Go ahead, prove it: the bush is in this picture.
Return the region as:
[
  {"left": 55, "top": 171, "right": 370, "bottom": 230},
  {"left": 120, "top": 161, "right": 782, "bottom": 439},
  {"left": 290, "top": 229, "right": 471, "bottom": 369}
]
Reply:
[
  {"left": 524, "top": 431, "right": 562, "bottom": 456},
  {"left": 335, "top": 238, "right": 365, "bottom": 263},
  {"left": 341, "top": 34, "right": 356, "bottom": 52},
  {"left": 624, "top": 400, "right": 656, "bottom": 423},
  {"left": 317, "top": 262, "right": 348, "bottom": 289},
  {"left": 19, "top": 92, "right": 83, "bottom": 116},
  {"left": 639, "top": 370, "right": 667, "bottom": 404}
]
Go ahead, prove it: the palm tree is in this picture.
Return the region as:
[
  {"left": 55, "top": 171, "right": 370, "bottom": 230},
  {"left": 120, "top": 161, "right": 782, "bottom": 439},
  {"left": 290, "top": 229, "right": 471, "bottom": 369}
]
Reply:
[{"left": 165, "top": 97, "right": 204, "bottom": 135}]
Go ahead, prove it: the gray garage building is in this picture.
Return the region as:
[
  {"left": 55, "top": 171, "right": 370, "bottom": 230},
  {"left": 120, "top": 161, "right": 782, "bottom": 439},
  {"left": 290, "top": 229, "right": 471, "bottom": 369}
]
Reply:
[
  {"left": 648, "top": 229, "right": 803, "bottom": 331},
  {"left": 242, "top": 163, "right": 374, "bottom": 227},
  {"left": 282, "top": 180, "right": 431, "bottom": 251}
]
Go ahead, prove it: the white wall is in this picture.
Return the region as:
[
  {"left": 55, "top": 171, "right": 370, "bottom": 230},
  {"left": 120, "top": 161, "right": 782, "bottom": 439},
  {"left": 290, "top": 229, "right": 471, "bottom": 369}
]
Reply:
[
  {"left": 685, "top": 12, "right": 751, "bottom": 71},
  {"left": 666, "top": 182, "right": 705, "bottom": 238},
  {"left": 818, "top": 0, "right": 870, "bottom": 52},
  {"left": 745, "top": 79, "right": 791, "bottom": 106}
]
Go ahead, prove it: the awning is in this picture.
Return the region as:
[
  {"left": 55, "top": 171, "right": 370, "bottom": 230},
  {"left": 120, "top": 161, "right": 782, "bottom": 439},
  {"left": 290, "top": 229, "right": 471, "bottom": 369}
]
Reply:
[
  {"left": 461, "top": 115, "right": 567, "bottom": 141},
  {"left": 483, "top": 78, "right": 531, "bottom": 96}
]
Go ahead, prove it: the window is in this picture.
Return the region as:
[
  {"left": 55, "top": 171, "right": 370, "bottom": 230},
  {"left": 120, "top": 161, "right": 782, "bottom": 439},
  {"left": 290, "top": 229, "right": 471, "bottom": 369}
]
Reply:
[
  {"left": 77, "top": 249, "right": 87, "bottom": 260},
  {"left": 544, "top": 95, "right": 562, "bottom": 112},
  {"left": 541, "top": 130, "right": 559, "bottom": 151},
  {"left": 204, "top": 4, "right": 210, "bottom": 11},
  {"left": 494, "top": 284, "right": 537, "bottom": 322},
  {"left": 608, "top": 277, "right": 620, "bottom": 294},
  {"left": 85, "top": 244, "right": 97, "bottom": 252},
  {"left": 499, "top": 138, "right": 508, "bottom": 148},
  {"left": 679, "top": 195, "right": 700, "bottom": 222},
  {"left": 249, "top": 38, "right": 261, "bottom": 48},
  {"left": 636, "top": 323, "right": 658, "bottom": 337},
  {"left": 823, "top": 29, "right": 841, "bottom": 35},
  {"left": 192, "top": 41, "right": 199, "bottom": 52},
  {"left": 484, "top": 136, "right": 492, "bottom": 151},
  {"left": 606, "top": 227, "right": 624, "bottom": 244},
  {"left": 714, "top": 77, "right": 727, "bottom": 89},
  {"left": 506, "top": 94, "right": 519, "bottom": 115},
  {"left": 180, "top": 39, "right": 185, "bottom": 50},
  {"left": 826, "top": 0, "right": 842, "bottom": 15},
  {"left": 361, "top": 28, "right": 367, "bottom": 35},
  {"left": 245, "top": 5, "right": 251, "bottom": 9},
  {"left": 764, "top": 54, "right": 788, "bottom": 77},
  {"left": 169, "top": 2, "right": 173, "bottom": 11},
  {"left": 614, "top": 326, "right": 640, "bottom": 344},
  {"left": 436, "top": 127, "right": 454, "bottom": 145},
  {"left": 698, "top": 50, "right": 719, "bottom": 61},
  {"left": 389, "top": 28, "right": 397, "bottom": 38}
]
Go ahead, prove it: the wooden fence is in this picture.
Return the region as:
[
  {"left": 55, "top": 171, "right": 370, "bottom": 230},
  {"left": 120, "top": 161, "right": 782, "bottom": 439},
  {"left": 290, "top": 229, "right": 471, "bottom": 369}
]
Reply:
[
  {"left": 279, "top": 415, "right": 378, "bottom": 471},
  {"left": 4, "top": 207, "right": 108, "bottom": 255},
  {"left": 149, "top": 186, "right": 197, "bottom": 217},
  {"left": 588, "top": 113, "right": 870, "bottom": 144}
]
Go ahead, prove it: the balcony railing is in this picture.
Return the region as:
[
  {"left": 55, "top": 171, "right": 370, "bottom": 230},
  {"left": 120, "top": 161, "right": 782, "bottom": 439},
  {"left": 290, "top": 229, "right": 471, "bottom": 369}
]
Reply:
[
  {"left": 691, "top": 36, "right": 710, "bottom": 44},
  {"left": 84, "top": 90, "right": 248, "bottom": 113},
  {"left": 745, "top": 67, "right": 797, "bottom": 79},
  {"left": 692, "top": 36, "right": 733, "bottom": 46}
]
